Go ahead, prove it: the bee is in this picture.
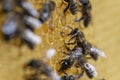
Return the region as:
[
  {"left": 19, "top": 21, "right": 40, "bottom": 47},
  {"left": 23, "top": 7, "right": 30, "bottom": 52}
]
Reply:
[
  {"left": 39, "top": 0, "right": 56, "bottom": 23},
  {"left": 24, "top": 59, "right": 61, "bottom": 80},
  {"left": 59, "top": 56, "right": 75, "bottom": 73},
  {"left": 65, "top": 26, "right": 106, "bottom": 60},
  {"left": 75, "top": 0, "right": 92, "bottom": 27},
  {"left": 20, "top": 0, "right": 39, "bottom": 17},
  {"left": 23, "top": 16, "right": 42, "bottom": 31},
  {"left": 24, "top": 59, "right": 42, "bottom": 70},
  {"left": 1, "top": 0, "right": 16, "bottom": 12},
  {"left": 60, "top": 51, "right": 97, "bottom": 79},
  {"left": 65, "top": 26, "right": 86, "bottom": 46},
  {"left": 2, "top": 12, "right": 22, "bottom": 41},
  {"left": 83, "top": 62, "right": 97, "bottom": 79},
  {"left": 22, "top": 29, "right": 42, "bottom": 49},
  {"left": 76, "top": 56, "right": 97, "bottom": 79},
  {"left": 58, "top": 44, "right": 83, "bottom": 73},
  {"left": 63, "top": 0, "right": 78, "bottom": 15},
  {"left": 24, "top": 59, "right": 53, "bottom": 77},
  {"left": 23, "top": 1, "right": 56, "bottom": 30},
  {"left": 1, "top": 0, "right": 42, "bottom": 50}
]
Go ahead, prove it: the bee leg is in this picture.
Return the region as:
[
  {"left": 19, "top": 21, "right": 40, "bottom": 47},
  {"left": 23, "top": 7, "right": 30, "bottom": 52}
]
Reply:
[
  {"left": 58, "top": 0, "right": 65, "bottom": 8},
  {"left": 66, "top": 25, "right": 73, "bottom": 31},
  {"left": 59, "top": 59, "right": 66, "bottom": 64},
  {"left": 67, "top": 40, "right": 76, "bottom": 45},
  {"left": 68, "top": 35, "right": 76, "bottom": 42},
  {"left": 58, "top": 61, "right": 66, "bottom": 73},
  {"left": 64, "top": 4, "right": 70, "bottom": 14},
  {"left": 67, "top": 29, "right": 75, "bottom": 36},
  {"left": 61, "top": 50, "right": 70, "bottom": 55},
  {"left": 60, "top": 26, "right": 73, "bottom": 37},
  {"left": 67, "top": 42, "right": 76, "bottom": 45},
  {"left": 78, "top": 70, "right": 84, "bottom": 79},
  {"left": 64, "top": 41, "right": 72, "bottom": 51}
]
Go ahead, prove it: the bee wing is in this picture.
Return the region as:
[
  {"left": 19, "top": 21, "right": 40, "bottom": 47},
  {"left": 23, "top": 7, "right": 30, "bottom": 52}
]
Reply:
[
  {"left": 22, "top": 29, "right": 42, "bottom": 44},
  {"left": 21, "top": 1, "right": 38, "bottom": 17},
  {"left": 91, "top": 46, "right": 106, "bottom": 58},
  {"left": 24, "top": 16, "right": 42, "bottom": 28}
]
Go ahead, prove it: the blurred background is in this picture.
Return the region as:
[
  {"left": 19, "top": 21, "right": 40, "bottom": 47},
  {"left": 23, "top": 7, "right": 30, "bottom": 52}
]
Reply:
[{"left": 0, "top": 0, "right": 120, "bottom": 80}]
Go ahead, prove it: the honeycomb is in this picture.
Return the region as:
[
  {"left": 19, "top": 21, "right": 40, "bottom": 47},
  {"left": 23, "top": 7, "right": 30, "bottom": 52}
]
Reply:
[{"left": 2, "top": 0, "right": 120, "bottom": 80}]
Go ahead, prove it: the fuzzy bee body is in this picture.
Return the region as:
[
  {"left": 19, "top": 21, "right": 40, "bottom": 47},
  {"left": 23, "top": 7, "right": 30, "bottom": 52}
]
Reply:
[
  {"left": 75, "top": 0, "right": 92, "bottom": 27},
  {"left": 20, "top": 0, "right": 38, "bottom": 17},
  {"left": 66, "top": 27, "right": 106, "bottom": 61},
  {"left": 24, "top": 59, "right": 61, "bottom": 80},
  {"left": 24, "top": 59, "right": 43, "bottom": 69},
  {"left": 67, "top": 27, "right": 86, "bottom": 47},
  {"left": 59, "top": 46, "right": 83, "bottom": 73},
  {"left": 83, "top": 62, "right": 97, "bottom": 78},
  {"left": 61, "top": 74, "right": 77, "bottom": 80},
  {"left": 39, "top": 0, "right": 55, "bottom": 23},
  {"left": 2, "top": 0, "right": 16, "bottom": 12},
  {"left": 24, "top": 16, "right": 42, "bottom": 29},
  {"left": 22, "top": 29, "right": 42, "bottom": 49},
  {"left": 64, "top": 0, "right": 78, "bottom": 15},
  {"left": 76, "top": 56, "right": 97, "bottom": 79},
  {"left": 24, "top": 59, "right": 53, "bottom": 76},
  {"left": 1, "top": 0, "right": 43, "bottom": 50},
  {"left": 2, "top": 12, "right": 22, "bottom": 40},
  {"left": 59, "top": 57, "right": 75, "bottom": 73}
]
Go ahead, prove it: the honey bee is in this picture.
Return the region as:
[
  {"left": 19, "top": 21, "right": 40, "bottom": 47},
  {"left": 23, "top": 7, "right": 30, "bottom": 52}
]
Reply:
[
  {"left": 1, "top": 0, "right": 16, "bottom": 12},
  {"left": 22, "top": 29, "right": 42, "bottom": 49},
  {"left": 65, "top": 26, "right": 106, "bottom": 61},
  {"left": 24, "top": 59, "right": 61, "bottom": 80},
  {"left": 23, "top": 15, "right": 42, "bottom": 31},
  {"left": 59, "top": 43, "right": 98, "bottom": 79},
  {"left": 39, "top": 0, "right": 56, "bottom": 23},
  {"left": 20, "top": 0, "right": 39, "bottom": 17},
  {"left": 58, "top": 43, "right": 83, "bottom": 73},
  {"left": 2, "top": 12, "right": 22, "bottom": 41},
  {"left": 76, "top": 56, "right": 97, "bottom": 79},
  {"left": 75, "top": 0, "right": 92, "bottom": 27},
  {"left": 63, "top": 0, "right": 78, "bottom": 15}
]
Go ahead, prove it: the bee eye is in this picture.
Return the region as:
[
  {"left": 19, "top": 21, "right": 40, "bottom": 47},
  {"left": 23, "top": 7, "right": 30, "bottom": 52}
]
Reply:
[{"left": 72, "top": 28, "right": 78, "bottom": 34}]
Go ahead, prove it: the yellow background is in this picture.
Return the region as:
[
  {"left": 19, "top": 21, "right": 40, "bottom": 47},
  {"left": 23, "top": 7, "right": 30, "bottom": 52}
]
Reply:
[{"left": 0, "top": 0, "right": 120, "bottom": 80}]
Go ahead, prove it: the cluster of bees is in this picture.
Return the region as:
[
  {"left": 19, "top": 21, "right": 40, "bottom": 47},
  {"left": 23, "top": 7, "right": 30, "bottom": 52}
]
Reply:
[
  {"left": 0, "top": 0, "right": 106, "bottom": 80},
  {"left": 23, "top": 26, "right": 106, "bottom": 80},
  {"left": 63, "top": 0, "right": 92, "bottom": 27},
  {"left": 59, "top": 26, "right": 106, "bottom": 80},
  {"left": 1, "top": 0, "right": 55, "bottom": 49}
]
